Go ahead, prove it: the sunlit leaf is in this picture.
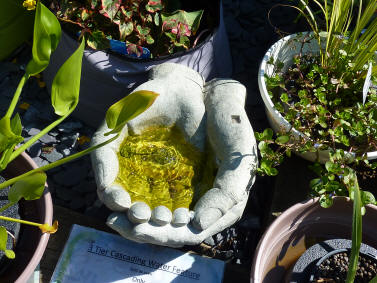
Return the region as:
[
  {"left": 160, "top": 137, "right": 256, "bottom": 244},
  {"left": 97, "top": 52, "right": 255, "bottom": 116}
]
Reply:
[
  {"left": 105, "top": 90, "right": 159, "bottom": 135},
  {"left": 26, "top": 2, "right": 61, "bottom": 76},
  {"left": 8, "top": 172, "right": 46, "bottom": 203},
  {"left": 0, "top": 226, "right": 15, "bottom": 259},
  {"left": 51, "top": 38, "right": 85, "bottom": 116}
]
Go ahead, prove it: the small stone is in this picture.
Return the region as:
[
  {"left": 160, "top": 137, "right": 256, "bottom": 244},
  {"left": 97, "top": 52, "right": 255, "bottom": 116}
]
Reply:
[
  {"left": 84, "top": 192, "right": 97, "bottom": 206},
  {"left": 58, "top": 121, "right": 83, "bottom": 133},
  {"left": 69, "top": 197, "right": 86, "bottom": 210},
  {"left": 39, "top": 134, "right": 57, "bottom": 144},
  {"left": 61, "top": 132, "right": 79, "bottom": 148},
  {"left": 32, "top": 156, "right": 49, "bottom": 167},
  {"left": 41, "top": 148, "right": 63, "bottom": 163},
  {"left": 73, "top": 180, "right": 97, "bottom": 194},
  {"left": 27, "top": 128, "right": 41, "bottom": 136},
  {"left": 52, "top": 163, "right": 88, "bottom": 187},
  {"left": 27, "top": 142, "right": 42, "bottom": 158},
  {"left": 48, "top": 131, "right": 59, "bottom": 137},
  {"left": 56, "top": 187, "right": 76, "bottom": 201}
]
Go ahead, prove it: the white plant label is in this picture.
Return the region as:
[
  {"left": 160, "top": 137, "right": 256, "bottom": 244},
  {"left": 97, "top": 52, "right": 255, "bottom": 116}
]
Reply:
[
  {"left": 362, "top": 62, "right": 373, "bottom": 105},
  {"left": 50, "top": 225, "right": 225, "bottom": 283}
]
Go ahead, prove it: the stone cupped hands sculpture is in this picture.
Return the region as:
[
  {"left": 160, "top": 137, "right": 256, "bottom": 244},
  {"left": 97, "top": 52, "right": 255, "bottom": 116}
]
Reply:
[{"left": 91, "top": 63, "right": 257, "bottom": 247}]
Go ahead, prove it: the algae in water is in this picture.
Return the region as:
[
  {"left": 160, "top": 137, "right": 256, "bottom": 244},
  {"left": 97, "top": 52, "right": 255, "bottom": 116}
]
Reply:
[{"left": 116, "top": 125, "right": 214, "bottom": 211}]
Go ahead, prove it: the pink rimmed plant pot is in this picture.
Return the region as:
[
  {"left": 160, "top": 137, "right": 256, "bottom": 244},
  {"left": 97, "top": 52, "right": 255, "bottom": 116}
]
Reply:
[
  {"left": 250, "top": 197, "right": 377, "bottom": 283},
  {"left": 0, "top": 152, "right": 53, "bottom": 283}
]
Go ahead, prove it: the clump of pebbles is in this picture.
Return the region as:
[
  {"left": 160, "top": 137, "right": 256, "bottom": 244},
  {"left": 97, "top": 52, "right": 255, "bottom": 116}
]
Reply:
[{"left": 312, "top": 251, "right": 377, "bottom": 283}]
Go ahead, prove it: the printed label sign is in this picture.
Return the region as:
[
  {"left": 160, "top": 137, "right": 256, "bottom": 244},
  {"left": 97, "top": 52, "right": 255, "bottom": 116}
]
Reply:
[{"left": 51, "top": 225, "right": 225, "bottom": 283}]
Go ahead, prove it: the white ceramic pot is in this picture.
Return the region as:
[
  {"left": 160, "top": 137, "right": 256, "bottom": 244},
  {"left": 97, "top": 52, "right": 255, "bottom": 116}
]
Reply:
[{"left": 258, "top": 32, "right": 377, "bottom": 163}]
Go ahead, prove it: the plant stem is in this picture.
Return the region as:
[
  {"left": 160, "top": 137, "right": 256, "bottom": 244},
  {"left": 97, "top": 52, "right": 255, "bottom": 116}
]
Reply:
[
  {"left": 0, "top": 134, "right": 119, "bottom": 190},
  {"left": 9, "top": 112, "right": 70, "bottom": 163},
  {"left": 0, "top": 215, "right": 42, "bottom": 228},
  {"left": 345, "top": 173, "right": 362, "bottom": 283},
  {"left": 5, "top": 73, "right": 30, "bottom": 119}
]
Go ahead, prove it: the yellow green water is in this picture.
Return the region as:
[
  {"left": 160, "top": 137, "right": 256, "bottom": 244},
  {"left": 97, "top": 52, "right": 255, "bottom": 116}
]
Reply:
[{"left": 116, "top": 125, "right": 215, "bottom": 211}]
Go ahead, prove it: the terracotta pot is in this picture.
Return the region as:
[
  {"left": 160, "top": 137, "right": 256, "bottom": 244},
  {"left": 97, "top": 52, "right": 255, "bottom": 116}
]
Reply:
[
  {"left": 0, "top": 152, "right": 53, "bottom": 283},
  {"left": 250, "top": 197, "right": 377, "bottom": 283}
]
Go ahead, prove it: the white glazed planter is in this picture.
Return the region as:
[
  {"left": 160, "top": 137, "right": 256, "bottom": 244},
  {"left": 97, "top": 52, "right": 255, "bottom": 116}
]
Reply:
[{"left": 258, "top": 32, "right": 377, "bottom": 163}]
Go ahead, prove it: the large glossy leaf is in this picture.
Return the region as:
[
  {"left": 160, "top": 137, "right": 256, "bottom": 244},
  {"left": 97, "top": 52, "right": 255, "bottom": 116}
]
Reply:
[
  {"left": 51, "top": 38, "right": 85, "bottom": 116},
  {"left": 0, "top": 116, "right": 23, "bottom": 170},
  {"left": 26, "top": 2, "right": 61, "bottom": 76},
  {"left": 8, "top": 172, "right": 46, "bottom": 203},
  {"left": 105, "top": 90, "right": 159, "bottom": 135},
  {"left": 0, "top": 226, "right": 15, "bottom": 259}
]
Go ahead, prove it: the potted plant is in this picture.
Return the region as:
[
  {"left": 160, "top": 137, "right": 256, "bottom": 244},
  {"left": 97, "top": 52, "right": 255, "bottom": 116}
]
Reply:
[
  {"left": 0, "top": 1, "right": 158, "bottom": 280},
  {"left": 254, "top": 0, "right": 377, "bottom": 282},
  {"left": 42, "top": 0, "right": 232, "bottom": 127}
]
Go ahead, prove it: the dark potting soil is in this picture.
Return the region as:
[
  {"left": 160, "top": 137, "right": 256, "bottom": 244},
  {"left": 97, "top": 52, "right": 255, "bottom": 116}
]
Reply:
[
  {"left": 312, "top": 251, "right": 377, "bottom": 283},
  {"left": 0, "top": 175, "right": 20, "bottom": 274}
]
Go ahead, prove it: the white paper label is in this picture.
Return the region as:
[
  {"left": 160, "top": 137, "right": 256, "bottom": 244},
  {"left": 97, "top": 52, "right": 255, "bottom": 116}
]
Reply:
[
  {"left": 50, "top": 225, "right": 225, "bottom": 283},
  {"left": 362, "top": 62, "right": 373, "bottom": 105}
]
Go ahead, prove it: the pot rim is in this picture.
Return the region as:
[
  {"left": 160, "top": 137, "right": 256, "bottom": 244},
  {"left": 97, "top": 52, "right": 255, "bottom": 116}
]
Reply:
[
  {"left": 14, "top": 152, "right": 52, "bottom": 283},
  {"left": 258, "top": 32, "right": 377, "bottom": 161},
  {"left": 250, "top": 197, "right": 377, "bottom": 283}
]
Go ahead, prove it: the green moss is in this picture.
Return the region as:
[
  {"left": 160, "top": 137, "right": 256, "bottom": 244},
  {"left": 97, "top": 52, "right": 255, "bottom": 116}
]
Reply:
[{"left": 116, "top": 125, "right": 215, "bottom": 211}]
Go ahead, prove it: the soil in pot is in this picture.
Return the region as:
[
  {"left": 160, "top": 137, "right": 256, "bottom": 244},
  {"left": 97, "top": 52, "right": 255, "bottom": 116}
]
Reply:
[{"left": 311, "top": 250, "right": 377, "bottom": 283}]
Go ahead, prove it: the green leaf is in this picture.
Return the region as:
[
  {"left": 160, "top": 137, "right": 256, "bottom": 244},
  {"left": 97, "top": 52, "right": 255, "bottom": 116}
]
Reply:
[
  {"left": 87, "top": 30, "right": 110, "bottom": 50},
  {"left": 8, "top": 172, "right": 46, "bottom": 203},
  {"left": 10, "top": 114, "right": 22, "bottom": 136},
  {"left": 360, "top": 190, "right": 376, "bottom": 206},
  {"left": 119, "top": 22, "right": 134, "bottom": 40},
  {"left": 51, "top": 38, "right": 85, "bottom": 116},
  {"left": 276, "top": 135, "right": 289, "bottom": 144},
  {"left": 146, "top": 35, "right": 154, "bottom": 45},
  {"left": 100, "top": 0, "right": 120, "bottom": 21},
  {"left": 0, "top": 227, "right": 15, "bottom": 259},
  {"left": 154, "top": 12, "right": 160, "bottom": 26},
  {"left": 319, "top": 194, "right": 333, "bottom": 208},
  {"left": 161, "top": 9, "right": 203, "bottom": 35},
  {"left": 0, "top": 117, "right": 23, "bottom": 170},
  {"left": 280, "top": 92, "right": 289, "bottom": 103},
  {"left": 146, "top": 0, "right": 163, "bottom": 12},
  {"left": 26, "top": 2, "right": 62, "bottom": 76},
  {"left": 105, "top": 90, "right": 159, "bottom": 135},
  {"left": 136, "top": 25, "right": 150, "bottom": 36},
  {"left": 346, "top": 177, "right": 362, "bottom": 283}
]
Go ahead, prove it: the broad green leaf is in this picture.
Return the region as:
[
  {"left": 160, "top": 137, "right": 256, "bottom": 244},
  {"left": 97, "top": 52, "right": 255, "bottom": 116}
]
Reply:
[
  {"left": 10, "top": 114, "right": 22, "bottom": 136},
  {"left": 8, "top": 172, "right": 47, "bottom": 203},
  {"left": 360, "top": 190, "right": 376, "bottom": 206},
  {"left": 0, "top": 226, "right": 15, "bottom": 259},
  {"left": 100, "top": 0, "right": 120, "bottom": 21},
  {"left": 105, "top": 90, "right": 159, "bottom": 135},
  {"left": 276, "top": 135, "right": 289, "bottom": 144},
  {"left": 87, "top": 30, "right": 110, "bottom": 50},
  {"left": 26, "top": 2, "right": 62, "bottom": 76},
  {"left": 0, "top": 117, "right": 24, "bottom": 170},
  {"left": 161, "top": 9, "right": 203, "bottom": 35},
  {"left": 319, "top": 194, "right": 333, "bottom": 208},
  {"left": 51, "top": 38, "right": 85, "bottom": 116},
  {"left": 119, "top": 22, "right": 134, "bottom": 40}
]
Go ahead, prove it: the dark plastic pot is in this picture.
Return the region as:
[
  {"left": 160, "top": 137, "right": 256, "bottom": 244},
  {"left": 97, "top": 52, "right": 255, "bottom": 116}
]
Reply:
[
  {"left": 250, "top": 197, "right": 377, "bottom": 283},
  {"left": 0, "top": 152, "right": 53, "bottom": 283},
  {"left": 286, "top": 238, "right": 377, "bottom": 282},
  {"left": 44, "top": 0, "right": 232, "bottom": 127}
]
